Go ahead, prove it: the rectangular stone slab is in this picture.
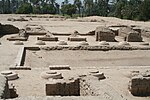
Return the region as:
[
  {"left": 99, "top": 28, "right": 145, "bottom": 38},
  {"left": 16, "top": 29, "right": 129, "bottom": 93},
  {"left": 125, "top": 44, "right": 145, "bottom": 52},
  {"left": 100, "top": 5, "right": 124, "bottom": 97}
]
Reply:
[{"left": 49, "top": 65, "right": 71, "bottom": 70}]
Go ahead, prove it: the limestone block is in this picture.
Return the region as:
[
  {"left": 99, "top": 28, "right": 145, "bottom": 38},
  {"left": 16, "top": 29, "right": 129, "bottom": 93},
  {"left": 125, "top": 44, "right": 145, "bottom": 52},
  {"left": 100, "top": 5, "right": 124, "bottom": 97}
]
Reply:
[
  {"left": 1, "top": 71, "right": 19, "bottom": 81},
  {"left": 49, "top": 65, "right": 71, "bottom": 70},
  {"left": 41, "top": 71, "right": 62, "bottom": 79}
]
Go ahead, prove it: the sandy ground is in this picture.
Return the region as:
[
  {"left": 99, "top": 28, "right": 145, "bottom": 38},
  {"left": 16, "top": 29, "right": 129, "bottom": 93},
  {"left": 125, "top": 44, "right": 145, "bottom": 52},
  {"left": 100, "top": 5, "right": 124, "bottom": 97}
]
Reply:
[
  {"left": 10, "top": 67, "right": 150, "bottom": 100},
  {"left": 25, "top": 50, "right": 150, "bottom": 68},
  {"left": 0, "top": 14, "right": 150, "bottom": 99}
]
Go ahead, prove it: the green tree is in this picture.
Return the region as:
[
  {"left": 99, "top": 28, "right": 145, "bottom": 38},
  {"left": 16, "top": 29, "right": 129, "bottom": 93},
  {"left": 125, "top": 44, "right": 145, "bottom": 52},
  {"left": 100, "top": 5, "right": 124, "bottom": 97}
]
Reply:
[
  {"left": 61, "top": 3, "right": 77, "bottom": 17},
  {"left": 33, "top": 5, "right": 41, "bottom": 14},
  {"left": 41, "top": 3, "right": 56, "bottom": 14},
  {"left": 74, "top": 0, "right": 82, "bottom": 16},
  {"left": 114, "top": 0, "right": 127, "bottom": 19},
  {"left": 83, "top": 0, "right": 94, "bottom": 16},
  {"left": 121, "top": 0, "right": 142, "bottom": 20},
  {"left": 23, "top": 0, "right": 28, "bottom": 3},
  {"left": 96, "top": 0, "right": 109, "bottom": 16},
  {"left": 16, "top": 3, "right": 33, "bottom": 14},
  {"left": 139, "top": 0, "right": 150, "bottom": 21},
  {"left": 30, "top": 0, "right": 40, "bottom": 5},
  {"left": 1, "top": 0, "right": 5, "bottom": 13}
]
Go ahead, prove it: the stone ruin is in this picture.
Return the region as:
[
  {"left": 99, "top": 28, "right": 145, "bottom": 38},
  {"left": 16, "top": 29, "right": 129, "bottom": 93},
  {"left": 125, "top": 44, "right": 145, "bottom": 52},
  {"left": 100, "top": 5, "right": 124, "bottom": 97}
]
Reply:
[
  {"left": 13, "top": 41, "right": 24, "bottom": 45},
  {"left": 140, "top": 28, "right": 150, "bottom": 38},
  {"left": 99, "top": 41, "right": 109, "bottom": 46},
  {"left": 49, "top": 65, "right": 71, "bottom": 70},
  {"left": 126, "top": 30, "right": 143, "bottom": 42},
  {"left": 0, "top": 75, "right": 9, "bottom": 99},
  {"left": 0, "top": 23, "right": 19, "bottom": 35},
  {"left": 68, "top": 31, "right": 87, "bottom": 41},
  {"left": 88, "top": 70, "right": 105, "bottom": 80},
  {"left": 44, "top": 70, "right": 105, "bottom": 96},
  {"left": 37, "top": 32, "right": 58, "bottom": 41},
  {"left": 118, "top": 41, "right": 130, "bottom": 46},
  {"left": 9, "top": 83, "right": 18, "bottom": 98},
  {"left": 108, "top": 25, "right": 143, "bottom": 42},
  {"left": 7, "top": 17, "right": 28, "bottom": 22},
  {"left": 95, "top": 26, "right": 116, "bottom": 42},
  {"left": 79, "top": 41, "right": 89, "bottom": 46},
  {"left": 108, "top": 25, "right": 128, "bottom": 36},
  {"left": 0, "top": 71, "right": 18, "bottom": 99},
  {"left": 25, "top": 24, "right": 47, "bottom": 35},
  {"left": 140, "top": 42, "right": 149, "bottom": 46},
  {"left": 41, "top": 71, "right": 63, "bottom": 79},
  {"left": 1, "top": 71, "right": 19, "bottom": 81},
  {"left": 7, "top": 29, "right": 28, "bottom": 41},
  {"left": 132, "top": 26, "right": 142, "bottom": 33},
  {"left": 129, "top": 70, "right": 150, "bottom": 96},
  {"left": 85, "top": 30, "right": 95, "bottom": 35},
  {"left": 46, "top": 78, "right": 80, "bottom": 96},
  {"left": 118, "top": 26, "right": 143, "bottom": 42},
  {"left": 57, "top": 40, "right": 68, "bottom": 45},
  {"left": 35, "top": 40, "right": 46, "bottom": 45}
]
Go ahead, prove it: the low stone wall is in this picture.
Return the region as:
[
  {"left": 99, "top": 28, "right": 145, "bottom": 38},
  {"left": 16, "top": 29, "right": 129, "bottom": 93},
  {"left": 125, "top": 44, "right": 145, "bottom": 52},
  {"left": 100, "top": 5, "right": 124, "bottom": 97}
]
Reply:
[
  {"left": 129, "top": 70, "right": 150, "bottom": 96},
  {"left": 8, "top": 96, "right": 107, "bottom": 100},
  {"left": 10, "top": 47, "right": 38, "bottom": 70},
  {"left": 7, "top": 30, "right": 28, "bottom": 41},
  {"left": 40, "top": 45, "right": 150, "bottom": 51},
  {"left": 14, "top": 47, "right": 25, "bottom": 66},
  {"left": 46, "top": 78, "right": 80, "bottom": 96},
  {"left": 7, "top": 37, "right": 28, "bottom": 41}
]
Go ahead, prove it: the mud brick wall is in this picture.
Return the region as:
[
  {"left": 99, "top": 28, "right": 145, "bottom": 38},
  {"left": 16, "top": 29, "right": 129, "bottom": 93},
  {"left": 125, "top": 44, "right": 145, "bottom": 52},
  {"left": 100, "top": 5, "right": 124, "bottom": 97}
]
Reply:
[
  {"left": 126, "top": 31, "right": 142, "bottom": 42},
  {"left": 95, "top": 32, "right": 115, "bottom": 42},
  {"left": 46, "top": 79, "right": 80, "bottom": 96},
  {"left": 95, "top": 27, "right": 116, "bottom": 42},
  {"left": 129, "top": 73, "right": 150, "bottom": 96}
]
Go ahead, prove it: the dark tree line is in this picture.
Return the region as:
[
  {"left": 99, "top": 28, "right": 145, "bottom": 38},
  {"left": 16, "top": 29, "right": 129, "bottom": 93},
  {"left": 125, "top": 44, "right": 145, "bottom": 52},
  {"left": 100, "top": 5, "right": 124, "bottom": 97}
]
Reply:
[{"left": 0, "top": 0, "right": 150, "bottom": 21}]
